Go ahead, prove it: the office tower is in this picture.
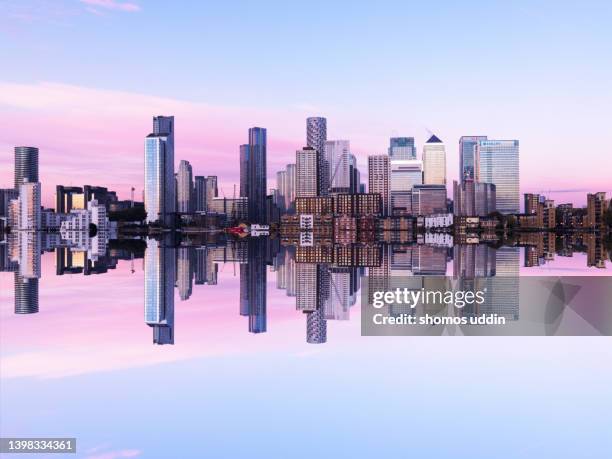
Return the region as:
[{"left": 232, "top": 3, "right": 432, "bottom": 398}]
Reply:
[
  {"left": 411, "top": 184, "right": 447, "bottom": 216},
  {"left": 390, "top": 159, "right": 422, "bottom": 215},
  {"left": 368, "top": 155, "right": 390, "bottom": 216},
  {"left": 389, "top": 137, "right": 416, "bottom": 160},
  {"left": 194, "top": 176, "right": 206, "bottom": 212},
  {"left": 56, "top": 186, "right": 84, "bottom": 213},
  {"left": 306, "top": 116, "right": 328, "bottom": 196},
  {"left": 459, "top": 136, "right": 487, "bottom": 182},
  {"left": 390, "top": 159, "right": 422, "bottom": 191},
  {"left": 325, "top": 140, "right": 351, "bottom": 194},
  {"left": 14, "top": 231, "right": 41, "bottom": 314},
  {"left": 14, "top": 146, "right": 39, "bottom": 190},
  {"left": 18, "top": 182, "right": 41, "bottom": 231},
  {"left": 144, "top": 237, "right": 175, "bottom": 345},
  {"left": 205, "top": 176, "right": 218, "bottom": 211},
  {"left": 176, "top": 160, "right": 194, "bottom": 213},
  {"left": 524, "top": 193, "right": 540, "bottom": 215},
  {"left": 423, "top": 135, "right": 446, "bottom": 185},
  {"left": 586, "top": 192, "right": 609, "bottom": 228},
  {"left": 240, "top": 127, "right": 267, "bottom": 223},
  {"left": 276, "top": 170, "right": 287, "bottom": 213},
  {"left": 349, "top": 154, "right": 360, "bottom": 194},
  {"left": 145, "top": 116, "right": 175, "bottom": 225},
  {"left": 285, "top": 164, "right": 296, "bottom": 212},
  {"left": 453, "top": 180, "right": 496, "bottom": 216},
  {"left": 296, "top": 147, "right": 318, "bottom": 198},
  {"left": 477, "top": 140, "right": 520, "bottom": 214}
]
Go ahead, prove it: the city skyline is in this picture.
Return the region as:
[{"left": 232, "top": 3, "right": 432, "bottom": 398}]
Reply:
[{"left": 1, "top": 2, "right": 611, "bottom": 208}]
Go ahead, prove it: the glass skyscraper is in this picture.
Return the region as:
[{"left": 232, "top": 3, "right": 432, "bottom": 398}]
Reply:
[
  {"left": 14, "top": 146, "right": 39, "bottom": 190},
  {"left": 240, "top": 127, "right": 267, "bottom": 223},
  {"left": 144, "top": 116, "right": 175, "bottom": 225},
  {"left": 306, "top": 117, "right": 328, "bottom": 196},
  {"left": 388, "top": 137, "right": 416, "bottom": 160},
  {"left": 459, "top": 136, "right": 487, "bottom": 183},
  {"left": 477, "top": 139, "right": 520, "bottom": 214}
]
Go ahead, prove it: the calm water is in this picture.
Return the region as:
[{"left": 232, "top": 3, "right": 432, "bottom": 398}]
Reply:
[{"left": 1, "top": 233, "right": 611, "bottom": 458}]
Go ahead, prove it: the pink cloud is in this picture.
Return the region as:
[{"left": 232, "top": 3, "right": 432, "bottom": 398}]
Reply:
[
  {"left": 0, "top": 81, "right": 309, "bottom": 208},
  {"left": 79, "top": 0, "right": 141, "bottom": 13}
]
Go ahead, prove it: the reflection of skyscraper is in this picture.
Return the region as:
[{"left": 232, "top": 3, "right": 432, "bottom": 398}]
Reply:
[
  {"left": 306, "top": 117, "right": 327, "bottom": 196},
  {"left": 14, "top": 273, "right": 38, "bottom": 314},
  {"left": 14, "top": 231, "right": 41, "bottom": 314},
  {"left": 176, "top": 247, "right": 194, "bottom": 301},
  {"left": 14, "top": 146, "right": 39, "bottom": 190},
  {"left": 144, "top": 238, "right": 175, "bottom": 345},
  {"left": 240, "top": 238, "right": 267, "bottom": 333},
  {"left": 306, "top": 308, "right": 327, "bottom": 344}
]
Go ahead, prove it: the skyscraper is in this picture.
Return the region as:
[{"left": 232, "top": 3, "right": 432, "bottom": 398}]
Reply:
[
  {"left": 325, "top": 140, "right": 351, "bottom": 194},
  {"left": 194, "top": 176, "right": 206, "bottom": 212},
  {"left": 368, "top": 155, "right": 390, "bottom": 216},
  {"left": 240, "top": 127, "right": 267, "bottom": 223},
  {"left": 145, "top": 116, "right": 175, "bottom": 225},
  {"left": 176, "top": 160, "right": 194, "bottom": 213},
  {"left": 306, "top": 117, "right": 327, "bottom": 196},
  {"left": 388, "top": 137, "right": 416, "bottom": 160},
  {"left": 285, "top": 163, "right": 296, "bottom": 212},
  {"left": 205, "top": 176, "right": 218, "bottom": 212},
  {"left": 459, "top": 136, "right": 487, "bottom": 183},
  {"left": 14, "top": 146, "right": 39, "bottom": 190},
  {"left": 390, "top": 159, "right": 422, "bottom": 215},
  {"left": 276, "top": 170, "right": 287, "bottom": 213},
  {"left": 296, "top": 147, "right": 318, "bottom": 198},
  {"left": 477, "top": 140, "right": 520, "bottom": 214},
  {"left": 423, "top": 134, "right": 446, "bottom": 185}
]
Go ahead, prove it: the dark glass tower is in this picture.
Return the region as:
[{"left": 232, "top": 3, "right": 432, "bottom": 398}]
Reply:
[
  {"left": 240, "top": 127, "right": 267, "bottom": 223},
  {"left": 14, "top": 146, "right": 39, "bottom": 189}
]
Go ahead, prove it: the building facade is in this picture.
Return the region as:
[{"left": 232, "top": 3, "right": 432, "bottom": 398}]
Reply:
[
  {"left": 477, "top": 139, "right": 520, "bottom": 214},
  {"left": 423, "top": 135, "right": 446, "bottom": 185},
  {"left": 388, "top": 137, "right": 416, "bottom": 160},
  {"left": 296, "top": 147, "right": 318, "bottom": 198},
  {"left": 368, "top": 155, "right": 390, "bottom": 216},
  {"left": 459, "top": 136, "right": 487, "bottom": 183},
  {"left": 176, "top": 160, "right": 194, "bottom": 213}
]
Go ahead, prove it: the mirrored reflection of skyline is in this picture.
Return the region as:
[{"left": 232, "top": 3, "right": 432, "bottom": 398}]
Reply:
[{"left": 0, "top": 230, "right": 610, "bottom": 345}]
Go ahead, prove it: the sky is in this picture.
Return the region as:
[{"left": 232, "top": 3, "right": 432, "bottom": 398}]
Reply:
[{"left": 0, "top": 0, "right": 611, "bottom": 208}]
